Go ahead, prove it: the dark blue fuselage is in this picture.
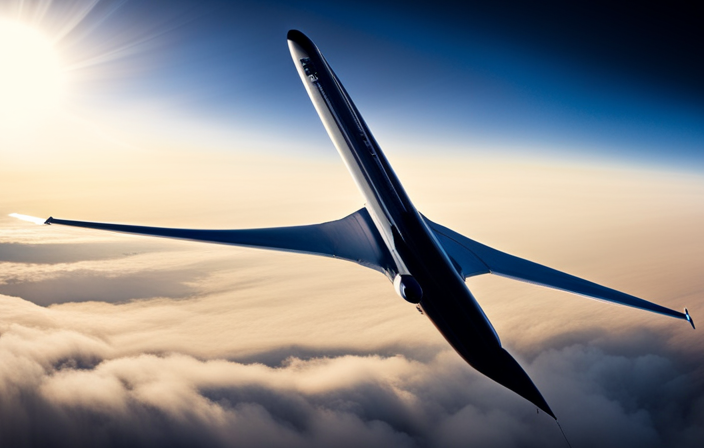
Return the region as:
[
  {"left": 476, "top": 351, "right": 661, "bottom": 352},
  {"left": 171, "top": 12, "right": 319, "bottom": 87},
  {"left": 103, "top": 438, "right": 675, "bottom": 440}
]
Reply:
[{"left": 287, "top": 30, "right": 553, "bottom": 417}]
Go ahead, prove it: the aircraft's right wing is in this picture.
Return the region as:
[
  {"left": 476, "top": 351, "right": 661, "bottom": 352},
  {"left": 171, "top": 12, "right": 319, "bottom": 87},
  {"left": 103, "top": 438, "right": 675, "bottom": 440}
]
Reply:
[
  {"left": 425, "top": 216, "right": 695, "bottom": 328},
  {"left": 39, "top": 208, "right": 396, "bottom": 275}
]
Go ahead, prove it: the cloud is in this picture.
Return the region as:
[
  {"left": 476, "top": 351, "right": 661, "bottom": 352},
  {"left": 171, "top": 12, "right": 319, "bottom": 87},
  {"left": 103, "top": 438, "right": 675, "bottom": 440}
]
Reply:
[
  {"left": 0, "top": 267, "right": 204, "bottom": 305},
  {"left": 1, "top": 292, "right": 703, "bottom": 448},
  {"left": 0, "top": 240, "right": 217, "bottom": 305},
  {"left": 1, "top": 158, "right": 703, "bottom": 447},
  {"left": 0, "top": 241, "right": 173, "bottom": 264}
]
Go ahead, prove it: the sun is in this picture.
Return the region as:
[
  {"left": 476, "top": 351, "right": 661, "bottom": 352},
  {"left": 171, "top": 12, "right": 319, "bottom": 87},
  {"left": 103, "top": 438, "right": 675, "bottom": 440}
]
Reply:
[{"left": 0, "top": 19, "right": 66, "bottom": 129}]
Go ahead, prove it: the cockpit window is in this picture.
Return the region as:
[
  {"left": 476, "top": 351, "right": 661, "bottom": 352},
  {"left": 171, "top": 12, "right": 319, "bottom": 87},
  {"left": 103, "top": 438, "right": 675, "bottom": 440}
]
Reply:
[{"left": 300, "top": 58, "right": 318, "bottom": 82}]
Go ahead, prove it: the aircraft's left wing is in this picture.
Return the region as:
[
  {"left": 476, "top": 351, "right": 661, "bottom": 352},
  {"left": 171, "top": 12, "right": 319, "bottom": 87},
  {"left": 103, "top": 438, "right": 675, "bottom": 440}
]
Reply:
[
  {"left": 425, "top": 216, "right": 695, "bottom": 328},
  {"left": 21, "top": 208, "right": 396, "bottom": 275}
]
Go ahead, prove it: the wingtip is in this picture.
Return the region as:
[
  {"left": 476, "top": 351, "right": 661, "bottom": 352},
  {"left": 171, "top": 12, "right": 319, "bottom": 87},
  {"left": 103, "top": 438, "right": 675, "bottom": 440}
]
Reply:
[
  {"left": 45, "top": 216, "right": 53, "bottom": 225},
  {"left": 685, "top": 308, "right": 695, "bottom": 329}
]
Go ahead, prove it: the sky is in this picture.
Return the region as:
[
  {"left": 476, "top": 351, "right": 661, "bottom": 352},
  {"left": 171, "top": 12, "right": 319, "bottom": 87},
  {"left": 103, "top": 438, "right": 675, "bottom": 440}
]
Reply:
[{"left": 1, "top": 1, "right": 703, "bottom": 447}]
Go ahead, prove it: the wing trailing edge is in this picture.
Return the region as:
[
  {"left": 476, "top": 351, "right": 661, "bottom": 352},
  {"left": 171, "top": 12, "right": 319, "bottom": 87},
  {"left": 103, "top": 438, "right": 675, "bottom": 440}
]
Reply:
[
  {"left": 425, "top": 216, "right": 693, "bottom": 325},
  {"left": 45, "top": 208, "right": 396, "bottom": 275}
]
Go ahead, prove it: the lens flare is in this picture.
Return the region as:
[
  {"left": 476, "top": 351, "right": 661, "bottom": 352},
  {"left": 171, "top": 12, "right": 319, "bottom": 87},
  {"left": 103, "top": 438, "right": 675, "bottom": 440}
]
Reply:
[{"left": 0, "top": 19, "right": 66, "bottom": 130}]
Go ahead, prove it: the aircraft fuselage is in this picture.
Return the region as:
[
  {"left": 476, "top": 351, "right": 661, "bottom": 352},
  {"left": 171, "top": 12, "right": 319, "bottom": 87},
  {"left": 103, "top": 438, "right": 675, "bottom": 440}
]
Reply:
[
  {"left": 288, "top": 31, "right": 505, "bottom": 369},
  {"left": 288, "top": 32, "right": 555, "bottom": 415}
]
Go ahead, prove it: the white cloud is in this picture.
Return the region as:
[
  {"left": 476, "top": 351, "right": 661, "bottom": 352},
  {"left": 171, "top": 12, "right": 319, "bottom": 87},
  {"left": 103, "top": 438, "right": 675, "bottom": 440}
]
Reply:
[
  {"left": 1, "top": 157, "right": 703, "bottom": 447},
  {"left": 1, "top": 305, "right": 702, "bottom": 447}
]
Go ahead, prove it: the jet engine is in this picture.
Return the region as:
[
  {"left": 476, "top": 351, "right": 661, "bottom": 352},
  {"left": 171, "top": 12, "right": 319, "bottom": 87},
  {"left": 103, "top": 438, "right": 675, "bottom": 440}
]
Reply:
[{"left": 393, "top": 274, "right": 423, "bottom": 304}]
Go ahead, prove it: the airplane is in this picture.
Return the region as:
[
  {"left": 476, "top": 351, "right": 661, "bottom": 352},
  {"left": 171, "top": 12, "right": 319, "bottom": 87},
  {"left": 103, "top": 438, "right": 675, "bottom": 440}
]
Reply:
[{"left": 11, "top": 30, "right": 695, "bottom": 419}]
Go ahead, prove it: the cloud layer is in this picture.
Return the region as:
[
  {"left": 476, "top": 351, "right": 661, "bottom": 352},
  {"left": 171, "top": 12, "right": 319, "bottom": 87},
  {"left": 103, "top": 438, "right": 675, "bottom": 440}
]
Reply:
[
  {"left": 1, "top": 299, "right": 702, "bottom": 448},
  {"left": 1, "top": 158, "right": 703, "bottom": 447}
]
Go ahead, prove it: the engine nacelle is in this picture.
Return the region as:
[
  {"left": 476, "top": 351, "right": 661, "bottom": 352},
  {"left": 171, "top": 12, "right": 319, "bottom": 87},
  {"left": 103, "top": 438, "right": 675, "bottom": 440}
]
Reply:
[{"left": 393, "top": 274, "right": 423, "bottom": 304}]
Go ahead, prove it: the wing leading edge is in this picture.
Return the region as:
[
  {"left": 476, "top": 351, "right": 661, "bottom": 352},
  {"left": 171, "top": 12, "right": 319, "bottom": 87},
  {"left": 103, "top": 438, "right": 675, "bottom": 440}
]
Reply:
[
  {"left": 30, "top": 209, "right": 695, "bottom": 328},
  {"left": 425, "top": 216, "right": 695, "bottom": 328},
  {"left": 45, "top": 208, "right": 396, "bottom": 276}
]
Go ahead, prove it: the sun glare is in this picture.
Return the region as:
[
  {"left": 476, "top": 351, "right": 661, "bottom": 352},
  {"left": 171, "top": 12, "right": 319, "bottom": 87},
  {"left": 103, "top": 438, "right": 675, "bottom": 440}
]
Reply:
[{"left": 0, "top": 19, "right": 65, "bottom": 129}]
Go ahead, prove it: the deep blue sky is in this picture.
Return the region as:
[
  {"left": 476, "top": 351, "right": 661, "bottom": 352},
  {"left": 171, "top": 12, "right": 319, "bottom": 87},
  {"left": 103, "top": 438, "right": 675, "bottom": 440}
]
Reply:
[{"left": 65, "top": 0, "right": 703, "bottom": 170}]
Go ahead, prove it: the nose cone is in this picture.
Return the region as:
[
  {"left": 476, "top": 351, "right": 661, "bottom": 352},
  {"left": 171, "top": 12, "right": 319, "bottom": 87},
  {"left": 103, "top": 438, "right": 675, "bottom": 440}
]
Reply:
[
  {"left": 287, "top": 30, "right": 319, "bottom": 65},
  {"left": 287, "top": 29, "right": 315, "bottom": 50},
  {"left": 287, "top": 29, "right": 306, "bottom": 42}
]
